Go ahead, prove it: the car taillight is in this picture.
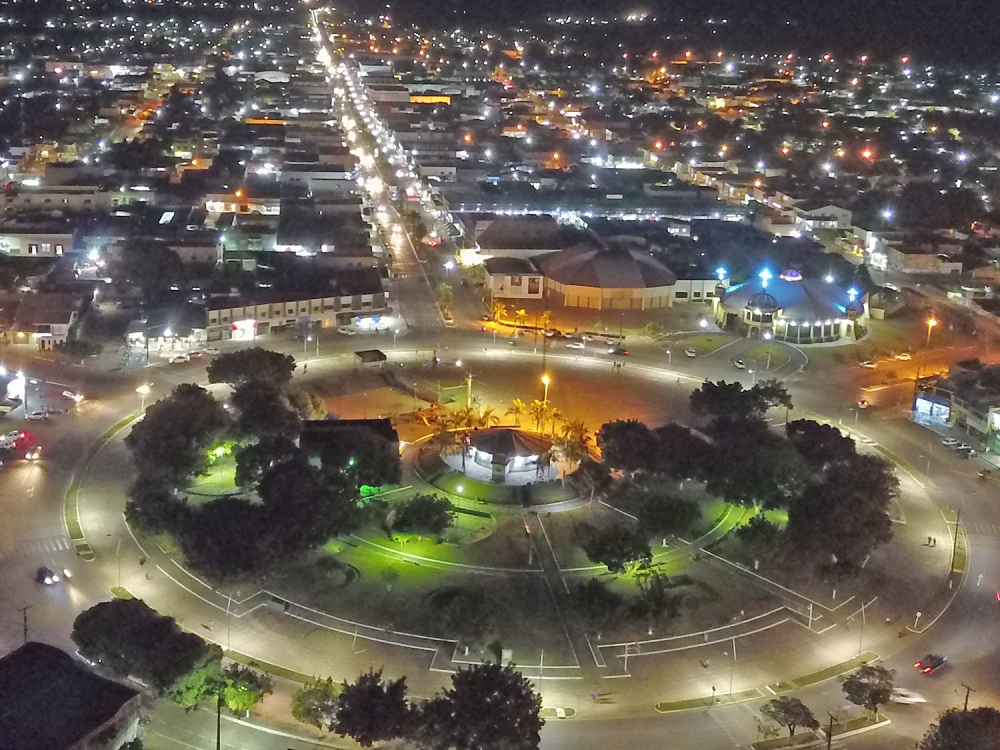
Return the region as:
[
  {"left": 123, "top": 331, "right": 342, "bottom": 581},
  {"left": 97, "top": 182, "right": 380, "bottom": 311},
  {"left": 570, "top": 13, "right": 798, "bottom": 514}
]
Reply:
[
  {"left": 914, "top": 662, "right": 921, "bottom": 668},
  {"left": 923, "top": 667, "right": 932, "bottom": 673}
]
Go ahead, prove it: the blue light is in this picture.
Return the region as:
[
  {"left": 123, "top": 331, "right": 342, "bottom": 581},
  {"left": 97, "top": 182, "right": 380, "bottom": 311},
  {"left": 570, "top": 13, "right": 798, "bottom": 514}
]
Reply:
[
  {"left": 715, "top": 266, "right": 728, "bottom": 280},
  {"left": 758, "top": 268, "right": 773, "bottom": 288},
  {"left": 848, "top": 287, "right": 859, "bottom": 301}
]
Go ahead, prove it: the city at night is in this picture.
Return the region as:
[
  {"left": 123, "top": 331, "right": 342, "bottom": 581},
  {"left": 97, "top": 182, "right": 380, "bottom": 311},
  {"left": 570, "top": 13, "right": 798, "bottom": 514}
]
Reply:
[{"left": 0, "top": 0, "right": 998, "bottom": 748}]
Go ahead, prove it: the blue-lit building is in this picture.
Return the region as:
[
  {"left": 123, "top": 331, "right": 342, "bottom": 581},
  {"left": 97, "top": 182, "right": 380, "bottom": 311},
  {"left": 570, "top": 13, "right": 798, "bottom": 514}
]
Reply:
[{"left": 712, "top": 269, "right": 868, "bottom": 343}]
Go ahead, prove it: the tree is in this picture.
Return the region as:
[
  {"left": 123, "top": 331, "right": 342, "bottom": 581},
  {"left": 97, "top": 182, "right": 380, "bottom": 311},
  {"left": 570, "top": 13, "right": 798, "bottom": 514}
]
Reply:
[
  {"left": 787, "top": 454, "right": 897, "bottom": 568},
  {"left": 207, "top": 347, "right": 296, "bottom": 388},
  {"left": 785, "top": 420, "right": 856, "bottom": 468},
  {"left": 597, "top": 420, "right": 658, "bottom": 473},
  {"left": 555, "top": 419, "right": 591, "bottom": 466},
  {"left": 434, "top": 588, "right": 496, "bottom": 643},
  {"left": 317, "top": 427, "right": 403, "bottom": 488},
  {"left": 233, "top": 436, "right": 299, "bottom": 489},
  {"left": 392, "top": 495, "right": 453, "bottom": 536},
  {"left": 286, "top": 386, "right": 329, "bottom": 420},
  {"left": 72, "top": 598, "right": 222, "bottom": 695},
  {"left": 333, "top": 669, "right": 412, "bottom": 746},
  {"left": 921, "top": 707, "right": 1000, "bottom": 750},
  {"left": 492, "top": 301, "right": 508, "bottom": 323},
  {"left": 436, "top": 282, "right": 454, "bottom": 313},
  {"left": 842, "top": 664, "right": 894, "bottom": 718},
  {"left": 178, "top": 497, "right": 279, "bottom": 578},
  {"left": 292, "top": 677, "right": 341, "bottom": 729},
  {"left": 652, "top": 423, "right": 711, "bottom": 479},
  {"left": 167, "top": 655, "right": 223, "bottom": 708},
  {"left": 632, "top": 485, "right": 700, "bottom": 538},
  {"left": 230, "top": 381, "right": 302, "bottom": 440},
  {"left": 417, "top": 663, "right": 543, "bottom": 750},
  {"left": 582, "top": 525, "right": 652, "bottom": 573},
  {"left": 505, "top": 398, "right": 526, "bottom": 426},
  {"left": 572, "top": 578, "right": 624, "bottom": 628},
  {"left": 761, "top": 697, "right": 819, "bottom": 738},
  {"left": 528, "top": 399, "right": 550, "bottom": 432},
  {"left": 124, "top": 383, "right": 229, "bottom": 488},
  {"left": 480, "top": 406, "right": 500, "bottom": 428},
  {"left": 690, "top": 379, "right": 792, "bottom": 427},
  {"left": 223, "top": 664, "right": 273, "bottom": 715}
]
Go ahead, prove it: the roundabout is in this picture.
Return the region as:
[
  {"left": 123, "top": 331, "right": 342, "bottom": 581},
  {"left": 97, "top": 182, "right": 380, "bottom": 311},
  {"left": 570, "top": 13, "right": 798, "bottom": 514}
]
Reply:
[{"left": 54, "top": 337, "right": 977, "bottom": 748}]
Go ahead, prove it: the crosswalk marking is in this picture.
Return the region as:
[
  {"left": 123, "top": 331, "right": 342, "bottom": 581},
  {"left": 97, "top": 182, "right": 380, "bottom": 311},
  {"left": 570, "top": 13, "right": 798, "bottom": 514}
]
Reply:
[{"left": 0, "top": 536, "right": 72, "bottom": 560}]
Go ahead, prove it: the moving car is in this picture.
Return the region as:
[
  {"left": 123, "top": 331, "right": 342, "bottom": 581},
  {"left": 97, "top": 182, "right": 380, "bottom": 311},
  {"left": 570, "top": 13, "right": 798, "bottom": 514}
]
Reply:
[
  {"left": 168, "top": 353, "right": 190, "bottom": 364},
  {"left": 859, "top": 361, "right": 877, "bottom": 369},
  {"left": 954, "top": 443, "right": 974, "bottom": 453},
  {"left": 203, "top": 347, "right": 221, "bottom": 356},
  {"left": 36, "top": 566, "right": 71, "bottom": 585},
  {"left": 857, "top": 400, "right": 869, "bottom": 409},
  {"left": 25, "top": 446, "right": 41, "bottom": 460},
  {"left": 26, "top": 411, "right": 48, "bottom": 420},
  {"left": 733, "top": 359, "right": 747, "bottom": 370},
  {"left": 566, "top": 341, "right": 585, "bottom": 350},
  {"left": 914, "top": 654, "right": 947, "bottom": 674},
  {"left": 337, "top": 326, "right": 357, "bottom": 336},
  {"left": 894, "top": 352, "right": 913, "bottom": 361},
  {"left": 942, "top": 438, "right": 960, "bottom": 447},
  {"left": 684, "top": 348, "right": 697, "bottom": 358},
  {"left": 890, "top": 688, "right": 926, "bottom": 704},
  {"left": 608, "top": 347, "right": 629, "bottom": 356},
  {"left": 62, "top": 390, "right": 83, "bottom": 403},
  {"left": 2, "top": 430, "right": 23, "bottom": 442}
]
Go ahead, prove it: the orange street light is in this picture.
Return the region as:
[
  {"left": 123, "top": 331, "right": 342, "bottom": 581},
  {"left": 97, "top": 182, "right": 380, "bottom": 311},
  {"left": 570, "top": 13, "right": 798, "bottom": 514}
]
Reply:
[
  {"left": 541, "top": 374, "right": 551, "bottom": 405},
  {"left": 926, "top": 317, "right": 938, "bottom": 347}
]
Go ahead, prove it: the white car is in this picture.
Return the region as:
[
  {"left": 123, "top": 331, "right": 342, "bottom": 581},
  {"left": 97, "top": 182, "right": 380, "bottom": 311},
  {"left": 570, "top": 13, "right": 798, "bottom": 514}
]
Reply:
[
  {"left": 890, "top": 688, "right": 926, "bottom": 704},
  {"left": 25, "top": 446, "right": 41, "bottom": 460},
  {"left": 684, "top": 348, "right": 697, "bottom": 358},
  {"left": 566, "top": 341, "right": 585, "bottom": 350},
  {"left": 2, "top": 430, "right": 23, "bottom": 442},
  {"left": 337, "top": 326, "right": 357, "bottom": 336},
  {"left": 62, "top": 390, "right": 83, "bottom": 403},
  {"left": 733, "top": 359, "right": 747, "bottom": 370},
  {"left": 168, "top": 354, "right": 190, "bottom": 364},
  {"left": 26, "top": 411, "right": 48, "bottom": 421},
  {"left": 859, "top": 361, "right": 877, "bottom": 369},
  {"left": 894, "top": 352, "right": 912, "bottom": 361},
  {"left": 203, "top": 347, "right": 221, "bottom": 356},
  {"left": 942, "top": 438, "right": 960, "bottom": 447}
]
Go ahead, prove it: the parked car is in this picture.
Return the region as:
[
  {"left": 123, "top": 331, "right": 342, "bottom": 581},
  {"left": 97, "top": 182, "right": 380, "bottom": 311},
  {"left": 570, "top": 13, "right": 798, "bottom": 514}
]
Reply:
[
  {"left": 859, "top": 361, "right": 877, "bottom": 369},
  {"left": 168, "top": 353, "right": 190, "bottom": 364},
  {"left": 890, "top": 688, "right": 926, "bottom": 704},
  {"left": 955, "top": 443, "right": 973, "bottom": 453},
  {"left": 203, "top": 347, "right": 221, "bottom": 356},
  {"left": 960, "top": 448, "right": 979, "bottom": 459},
  {"left": 337, "top": 326, "right": 357, "bottom": 336},
  {"left": 914, "top": 654, "right": 947, "bottom": 674},
  {"left": 941, "top": 438, "right": 960, "bottom": 447},
  {"left": 733, "top": 359, "right": 747, "bottom": 370},
  {"left": 894, "top": 353, "right": 913, "bottom": 361},
  {"left": 684, "top": 348, "right": 697, "bottom": 358},
  {"left": 26, "top": 411, "right": 48, "bottom": 421}
]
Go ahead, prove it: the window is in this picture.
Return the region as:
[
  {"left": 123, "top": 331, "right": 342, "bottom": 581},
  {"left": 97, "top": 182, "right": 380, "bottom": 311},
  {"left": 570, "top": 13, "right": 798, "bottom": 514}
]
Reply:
[
  {"left": 528, "top": 277, "right": 540, "bottom": 294},
  {"left": 41, "top": 243, "right": 51, "bottom": 254},
  {"left": 83, "top": 199, "right": 92, "bottom": 205},
  {"left": 693, "top": 291, "right": 702, "bottom": 299},
  {"left": 510, "top": 275, "right": 522, "bottom": 286},
  {"left": 28, "top": 244, "right": 38, "bottom": 255},
  {"left": 55, "top": 245, "right": 63, "bottom": 256},
  {"left": 674, "top": 291, "right": 689, "bottom": 299}
]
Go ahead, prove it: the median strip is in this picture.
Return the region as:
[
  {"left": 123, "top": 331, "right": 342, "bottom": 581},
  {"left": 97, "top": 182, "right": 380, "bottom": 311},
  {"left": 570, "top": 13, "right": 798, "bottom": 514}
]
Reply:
[
  {"left": 655, "top": 688, "right": 762, "bottom": 713},
  {"left": 767, "top": 651, "right": 878, "bottom": 694}
]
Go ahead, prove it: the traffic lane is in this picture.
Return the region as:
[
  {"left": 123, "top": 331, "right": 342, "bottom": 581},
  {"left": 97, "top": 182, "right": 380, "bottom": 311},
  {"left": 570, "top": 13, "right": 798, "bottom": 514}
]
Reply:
[{"left": 539, "top": 708, "right": 744, "bottom": 750}]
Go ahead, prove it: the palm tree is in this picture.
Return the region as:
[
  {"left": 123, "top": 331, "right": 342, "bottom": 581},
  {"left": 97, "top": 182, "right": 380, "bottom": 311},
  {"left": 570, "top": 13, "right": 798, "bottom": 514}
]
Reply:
[
  {"left": 480, "top": 406, "right": 500, "bottom": 428},
  {"left": 547, "top": 407, "right": 563, "bottom": 436},
  {"left": 538, "top": 310, "right": 553, "bottom": 332},
  {"left": 556, "top": 419, "right": 591, "bottom": 466},
  {"left": 505, "top": 398, "right": 526, "bottom": 426},
  {"left": 529, "top": 399, "right": 549, "bottom": 432},
  {"left": 492, "top": 301, "right": 508, "bottom": 323},
  {"left": 431, "top": 429, "right": 466, "bottom": 471},
  {"left": 453, "top": 405, "right": 479, "bottom": 430},
  {"left": 515, "top": 308, "right": 528, "bottom": 326}
]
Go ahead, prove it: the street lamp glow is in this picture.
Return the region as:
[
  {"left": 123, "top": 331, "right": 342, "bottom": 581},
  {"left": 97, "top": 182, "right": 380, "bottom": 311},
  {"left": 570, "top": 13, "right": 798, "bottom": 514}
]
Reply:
[
  {"left": 699, "top": 319, "right": 709, "bottom": 329},
  {"left": 136, "top": 385, "right": 150, "bottom": 396}
]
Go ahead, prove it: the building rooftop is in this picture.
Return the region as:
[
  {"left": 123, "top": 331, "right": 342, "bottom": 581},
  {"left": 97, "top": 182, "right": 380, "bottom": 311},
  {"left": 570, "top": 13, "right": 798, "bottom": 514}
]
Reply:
[{"left": 0, "top": 642, "right": 139, "bottom": 750}]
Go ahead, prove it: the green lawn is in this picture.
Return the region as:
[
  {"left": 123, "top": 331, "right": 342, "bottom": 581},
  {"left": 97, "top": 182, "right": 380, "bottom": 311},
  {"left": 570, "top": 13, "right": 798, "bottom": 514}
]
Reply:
[
  {"left": 432, "top": 471, "right": 570, "bottom": 506},
  {"left": 744, "top": 342, "right": 789, "bottom": 371},
  {"left": 668, "top": 333, "right": 735, "bottom": 354},
  {"left": 188, "top": 457, "right": 239, "bottom": 498}
]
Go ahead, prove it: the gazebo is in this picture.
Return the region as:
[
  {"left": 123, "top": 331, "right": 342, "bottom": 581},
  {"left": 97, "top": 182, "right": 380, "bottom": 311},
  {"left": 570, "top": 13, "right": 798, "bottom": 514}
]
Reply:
[{"left": 468, "top": 428, "right": 553, "bottom": 483}]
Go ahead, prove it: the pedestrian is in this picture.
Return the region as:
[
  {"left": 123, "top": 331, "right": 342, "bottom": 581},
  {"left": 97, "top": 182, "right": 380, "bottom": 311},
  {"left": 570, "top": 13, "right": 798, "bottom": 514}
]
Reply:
[
  {"left": 927, "top": 536, "right": 932, "bottom": 546},
  {"left": 591, "top": 691, "right": 598, "bottom": 703},
  {"left": 303, "top": 364, "right": 308, "bottom": 374},
  {"left": 885, "top": 616, "right": 891, "bottom": 626}
]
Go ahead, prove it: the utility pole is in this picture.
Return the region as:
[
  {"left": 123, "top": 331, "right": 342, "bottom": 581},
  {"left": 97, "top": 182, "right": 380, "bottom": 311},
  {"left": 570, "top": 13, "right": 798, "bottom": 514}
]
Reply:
[
  {"left": 961, "top": 683, "right": 976, "bottom": 711},
  {"left": 826, "top": 713, "right": 834, "bottom": 750},
  {"left": 216, "top": 684, "right": 223, "bottom": 750},
  {"left": 18, "top": 605, "right": 30, "bottom": 644}
]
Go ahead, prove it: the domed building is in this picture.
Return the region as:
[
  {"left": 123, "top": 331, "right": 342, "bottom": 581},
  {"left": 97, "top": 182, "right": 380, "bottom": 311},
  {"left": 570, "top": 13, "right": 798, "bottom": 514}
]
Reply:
[
  {"left": 712, "top": 269, "right": 868, "bottom": 343},
  {"left": 534, "top": 238, "right": 678, "bottom": 310}
]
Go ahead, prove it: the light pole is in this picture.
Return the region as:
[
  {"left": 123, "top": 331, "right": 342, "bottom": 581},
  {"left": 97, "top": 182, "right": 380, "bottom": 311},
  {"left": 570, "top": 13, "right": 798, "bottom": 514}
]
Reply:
[
  {"left": 135, "top": 384, "right": 150, "bottom": 412},
  {"left": 393, "top": 328, "right": 399, "bottom": 350},
  {"left": 763, "top": 331, "right": 773, "bottom": 369},
  {"left": 303, "top": 335, "right": 317, "bottom": 358},
  {"left": 666, "top": 349, "right": 672, "bottom": 367},
  {"left": 917, "top": 316, "right": 937, "bottom": 388},
  {"left": 541, "top": 374, "right": 551, "bottom": 407}
]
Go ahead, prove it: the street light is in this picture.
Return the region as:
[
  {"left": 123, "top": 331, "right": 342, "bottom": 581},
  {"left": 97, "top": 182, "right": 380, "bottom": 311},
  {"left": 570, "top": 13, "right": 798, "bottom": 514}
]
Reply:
[
  {"left": 136, "top": 384, "right": 150, "bottom": 411},
  {"left": 665, "top": 349, "right": 672, "bottom": 367},
  {"left": 926, "top": 316, "right": 938, "bottom": 348},
  {"left": 541, "top": 374, "right": 551, "bottom": 406}
]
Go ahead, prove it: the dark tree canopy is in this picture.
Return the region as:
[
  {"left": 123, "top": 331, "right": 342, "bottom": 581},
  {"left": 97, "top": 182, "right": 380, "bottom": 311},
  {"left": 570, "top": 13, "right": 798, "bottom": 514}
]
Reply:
[
  {"left": 435, "top": 588, "right": 496, "bottom": 644},
  {"left": 651, "top": 423, "right": 711, "bottom": 479},
  {"left": 392, "top": 495, "right": 453, "bottom": 536},
  {"left": 572, "top": 578, "right": 624, "bottom": 627},
  {"left": 333, "top": 669, "right": 412, "bottom": 747},
  {"left": 842, "top": 664, "right": 894, "bottom": 717},
  {"left": 124, "top": 383, "right": 229, "bottom": 488},
  {"left": 761, "top": 696, "right": 819, "bottom": 737},
  {"left": 613, "top": 479, "right": 700, "bottom": 537},
  {"left": 230, "top": 381, "right": 302, "bottom": 440},
  {"left": 785, "top": 420, "right": 857, "bottom": 468},
  {"left": 921, "top": 707, "right": 1000, "bottom": 750},
  {"left": 582, "top": 525, "right": 652, "bottom": 573},
  {"left": 177, "top": 497, "right": 280, "bottom": 578},
  {"left": 418, "top": 663, "right": 543, "bottom": 750},
  {"left": 690, "top": 379, "right": 792, "bottom": 424},
  {"left": 207, "top": 347, "right": 296, "bottom": 388},
  {"left": 71, "top": 599, "right": 221, "bottom": 695},
  {"left": 233, "top": 436, "right": 299, "bottom": 489},
  {"left": 704, "top": 420, "right": 809, "bottom": 509},
  {"left": 787, "top": 454, "right": 897, "bottom": 567},
  {"left": 597, "top": 420, "right": 658, "bottom": 473},
  {"left": 317, "top": 427, "right": 403, "bottom": 488}
]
